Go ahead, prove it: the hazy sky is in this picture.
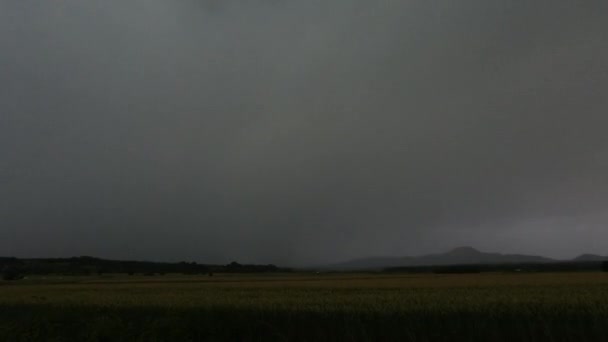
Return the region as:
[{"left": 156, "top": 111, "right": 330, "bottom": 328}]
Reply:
[{"left": 1, "top": 0, "right": 607, "bottom": 265}]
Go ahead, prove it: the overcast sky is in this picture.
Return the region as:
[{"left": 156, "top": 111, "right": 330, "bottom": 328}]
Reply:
[{"left": 1, "top": 0, "right": 607, "bottom": 265}]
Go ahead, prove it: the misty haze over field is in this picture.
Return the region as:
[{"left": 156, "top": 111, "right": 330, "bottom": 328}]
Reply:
[{"left": 1, "top": 1, "right": 607, "bottom": 265}]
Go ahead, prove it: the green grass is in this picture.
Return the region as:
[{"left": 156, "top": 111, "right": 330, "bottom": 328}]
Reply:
[{"left": 1, "top": 272, "right": 608, "bottom": 341}]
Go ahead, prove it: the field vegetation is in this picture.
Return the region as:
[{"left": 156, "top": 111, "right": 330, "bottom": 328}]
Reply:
[{"left": 1, "top": 272, "right": 608, "bottom": 341}]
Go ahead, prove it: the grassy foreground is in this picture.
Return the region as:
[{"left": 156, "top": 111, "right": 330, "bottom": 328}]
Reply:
[{"left": 1, "top": 272, "right": 608, "bottom": 341}]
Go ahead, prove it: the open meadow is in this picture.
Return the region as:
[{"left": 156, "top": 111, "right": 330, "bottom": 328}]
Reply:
[{"left": 1, "top": 272, "right": 608, "bottom": 341}]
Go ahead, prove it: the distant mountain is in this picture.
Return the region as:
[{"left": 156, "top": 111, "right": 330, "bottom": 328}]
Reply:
[
  {"left": 331, "top": 247, "right": 555, "bottom": 270},
  {"left": 573, "top": 254, "right": 608, "bottom": 262}
]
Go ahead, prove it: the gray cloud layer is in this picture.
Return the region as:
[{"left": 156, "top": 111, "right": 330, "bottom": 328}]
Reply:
[{"left": 1, "top": 1, "right": 607, "bottom": 264}]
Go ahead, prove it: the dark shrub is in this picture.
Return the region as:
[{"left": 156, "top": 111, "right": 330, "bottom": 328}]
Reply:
[{"left": 2, "top": 267, "right": 24, "bottom": 281}]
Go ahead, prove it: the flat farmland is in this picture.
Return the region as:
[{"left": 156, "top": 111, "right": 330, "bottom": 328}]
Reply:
[{"left": 1, "top": 272, "right": 608, "bottom": 341}]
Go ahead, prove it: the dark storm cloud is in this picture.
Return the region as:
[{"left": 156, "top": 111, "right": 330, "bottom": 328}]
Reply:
[{"left": 1, "top": 1, "right": 607, "bottom": 264}]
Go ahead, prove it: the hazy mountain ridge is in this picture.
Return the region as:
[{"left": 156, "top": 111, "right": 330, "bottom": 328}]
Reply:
[
  {"left": 573, "top": 254, "right": 608, "bottom": 262},
  {"left": 331, "top": 247, "right": 605, "bottom": 270}
]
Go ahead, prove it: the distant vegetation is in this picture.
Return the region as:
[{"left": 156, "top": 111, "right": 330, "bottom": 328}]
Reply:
[
  {"left": 3, "top": 252, "right": 606, "bottom": 281},
  {"left": 385, "top": 261, "right": 607, "bottom": 274},
  {"left": 0, "top": 257, "right": 287, "bottom": 279}
]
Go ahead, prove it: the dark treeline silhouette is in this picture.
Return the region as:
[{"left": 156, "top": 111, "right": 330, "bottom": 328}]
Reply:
[
  {"left": 385, "top": 261, "right": 607, "bottom": 274},
  {"left": 0, "top": 257, "right": 289, "bottom": 279}
]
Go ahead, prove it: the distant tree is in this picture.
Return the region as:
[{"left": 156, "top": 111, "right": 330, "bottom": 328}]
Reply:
[
  {"left": 2, "top": 266, "right": 24, "bottom": 281},
  {"left": 433, "top": 265, "right": 481, "bottom": 274},
  {"left": 226, "top": 262, "right": 243, "bottom": 272},
  {"left": 97, "top": 268, "right": 109, "bottom": 276}
]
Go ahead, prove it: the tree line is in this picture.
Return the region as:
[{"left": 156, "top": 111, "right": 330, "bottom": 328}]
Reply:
[
  {"left": 1, "top": 257, "right": 290, "bottom": 280},
  {"left": 385, "top": 261, "right": 608, "bottom": 274}
]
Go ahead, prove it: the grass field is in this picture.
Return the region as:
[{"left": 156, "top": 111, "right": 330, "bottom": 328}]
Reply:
[{"left": 1, "top": 272, "right": 608, "bottom": 341}]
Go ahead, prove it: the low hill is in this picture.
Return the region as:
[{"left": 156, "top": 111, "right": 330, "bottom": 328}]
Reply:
[
  {"left": 573, "top": 254, "right": 608, "bottom": 262},
  {"left": 0, "top": 257, "right": 288, "bottom": 277}
]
